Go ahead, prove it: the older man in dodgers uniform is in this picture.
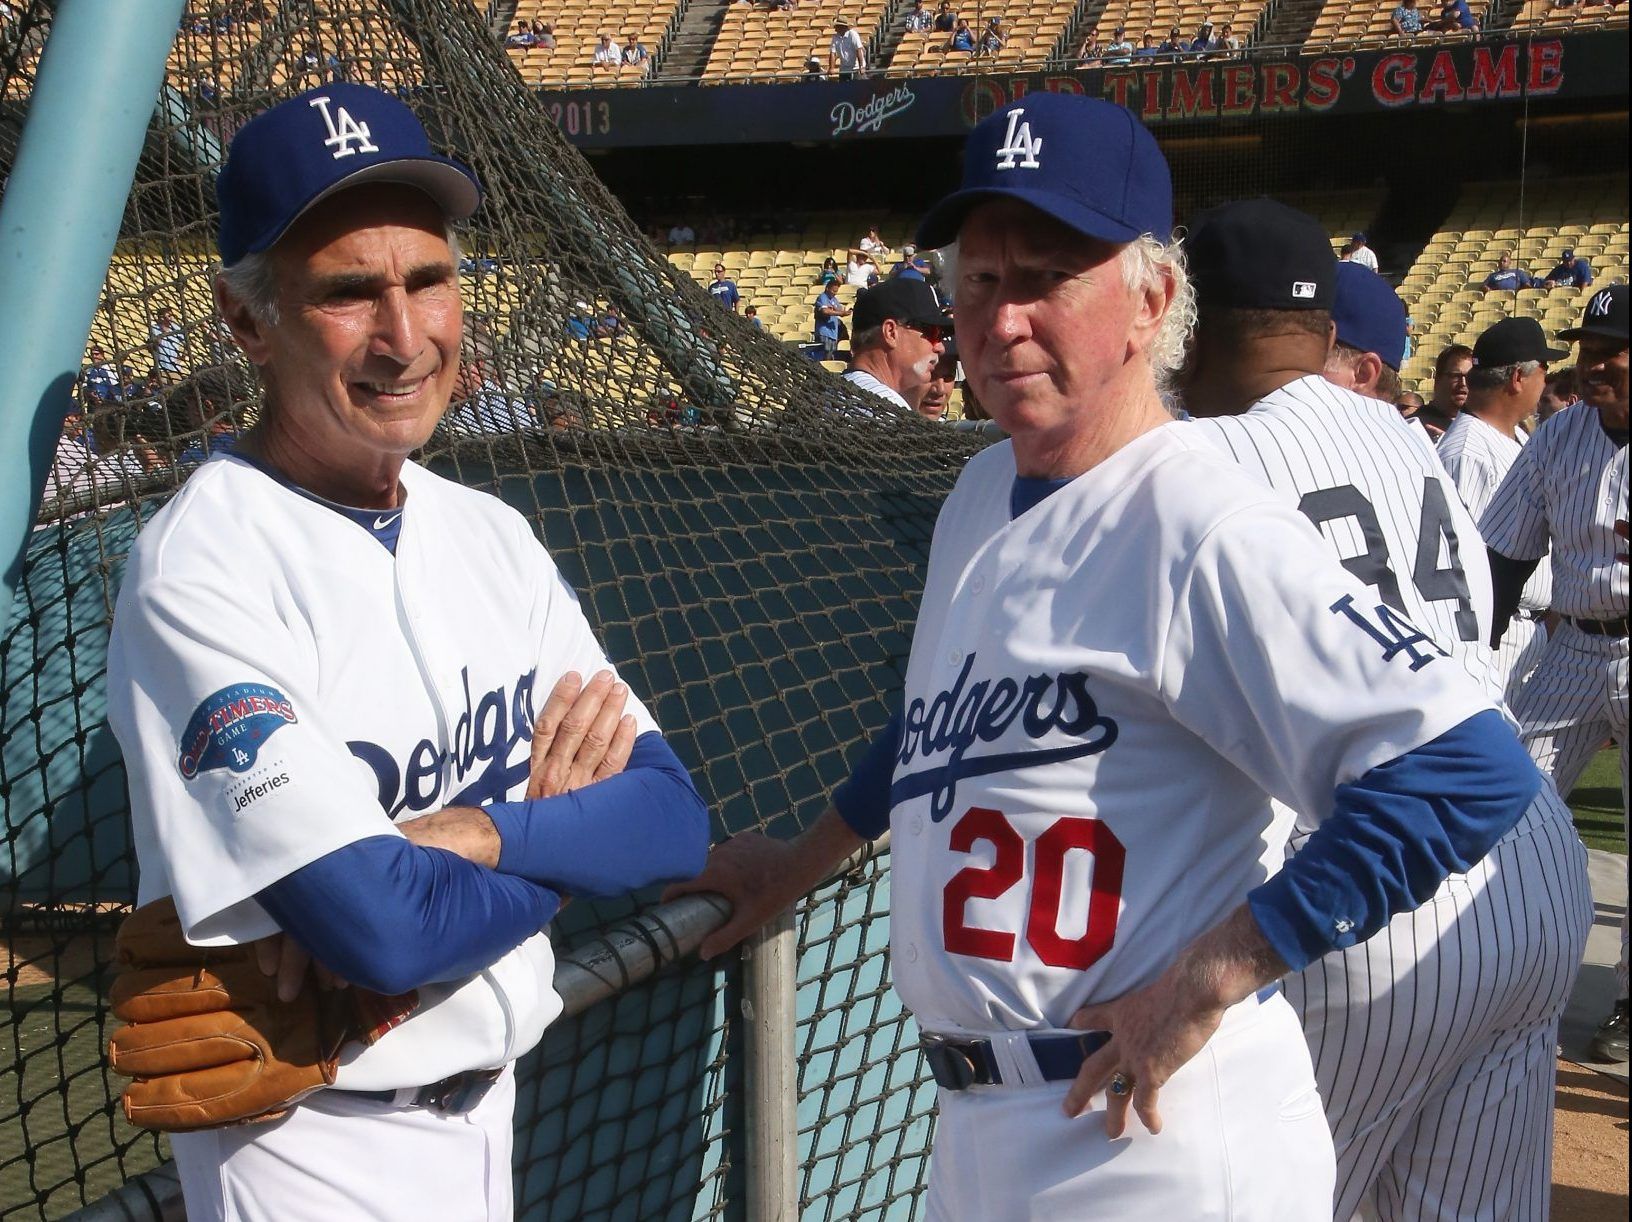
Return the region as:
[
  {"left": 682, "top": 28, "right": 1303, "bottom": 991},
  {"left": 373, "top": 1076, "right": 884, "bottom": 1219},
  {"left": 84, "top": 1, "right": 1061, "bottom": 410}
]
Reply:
[
  {"left": 669, "top": 95, "right": 1542, "bottom": 1219},
  {"left": 105, "top": 84, "right": 707, "bottom": 1221}
]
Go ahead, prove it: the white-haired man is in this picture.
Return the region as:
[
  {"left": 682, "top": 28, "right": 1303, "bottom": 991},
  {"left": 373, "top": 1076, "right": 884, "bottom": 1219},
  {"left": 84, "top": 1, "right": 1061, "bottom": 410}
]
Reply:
[
  {"left": 667, "top": 94, "right": 1540, "bottom": 1219},
  {"left": 104, "top": 84, "right": 707, "bottom": 1220}
]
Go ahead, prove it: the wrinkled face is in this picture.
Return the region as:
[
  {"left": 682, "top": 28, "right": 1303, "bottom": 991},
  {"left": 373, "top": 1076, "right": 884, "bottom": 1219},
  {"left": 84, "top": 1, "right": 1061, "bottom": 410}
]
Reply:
[
  {"left": 954, "top": 201, "right": 1158, "bottom": 440},
  {"left": 1434, "top": 353, "right": 1472, "bottom": 408},
  {"left": 1516, "top": 361, "right": 1549, "bottom": 414},
  {"left": 227, "top": 185, "right": 462, "bottom": 465},
  {"left": 916, "top": 351, "right": 958, "bottom": 419},
  {"left": 891, "top": 319, "right": 947, "bottom": 394},
  {"left": 1575, "top": 335, "right": 1630, "bottom": 424}
]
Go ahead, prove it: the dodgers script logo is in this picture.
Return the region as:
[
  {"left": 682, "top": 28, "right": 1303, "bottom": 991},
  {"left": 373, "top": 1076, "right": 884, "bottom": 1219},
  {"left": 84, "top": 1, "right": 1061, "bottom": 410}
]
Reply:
[
  {"left": 993, "top": 108, "right": 1042, "bottom": 171},
  {"left": 892, "top": 653, "right": 1117, "bottom": 822},
  {"left": 830, "top": 84, "right": 918, "bottom": 138},
  {"left": 349, "top": 667, "right": 538, "bottom": 817},
  {"left": 178, "top": 683, "right": 298, "bottom": 779},
  {"left": 309, "top": 95, "right": 378, "bottom": 159}
]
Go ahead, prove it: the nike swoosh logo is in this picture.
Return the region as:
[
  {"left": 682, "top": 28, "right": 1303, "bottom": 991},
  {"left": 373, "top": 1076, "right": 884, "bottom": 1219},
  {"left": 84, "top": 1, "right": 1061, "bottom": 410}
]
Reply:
[{"left": 373, "top": 513, "right": 402, "bottom": 530}]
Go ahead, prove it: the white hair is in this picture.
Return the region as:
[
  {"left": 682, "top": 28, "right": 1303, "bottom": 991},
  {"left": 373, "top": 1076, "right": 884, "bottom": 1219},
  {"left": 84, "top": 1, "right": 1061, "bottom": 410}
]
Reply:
[
  {"left": 217, "top": 221, "right": 463, "bottom": 326},
  {"left": 1466, "top": 358, "right": 1541, "bottom": 392}
]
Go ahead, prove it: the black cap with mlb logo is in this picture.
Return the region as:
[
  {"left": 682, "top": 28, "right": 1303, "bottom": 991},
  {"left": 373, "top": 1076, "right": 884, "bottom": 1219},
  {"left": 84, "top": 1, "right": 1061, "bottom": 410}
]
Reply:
[
  {"left": 1558, "top": 284, "right": 1628, "bottom": 343},
  {"left": 1184, "top": 198, "right": 1336, "bottom": 311}
]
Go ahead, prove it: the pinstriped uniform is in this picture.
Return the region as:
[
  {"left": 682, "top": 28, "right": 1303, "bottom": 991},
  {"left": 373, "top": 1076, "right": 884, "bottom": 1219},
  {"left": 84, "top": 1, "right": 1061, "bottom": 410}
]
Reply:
[
  {"left": 1437, "top": 413, "right": 1553, "bottom": 706},
  {"left": 1481, "top": 407, "right": 1628, "bottom": 996},
  {"left": 1190, "top": 375, "right": 1592, "bottom": 1222}
]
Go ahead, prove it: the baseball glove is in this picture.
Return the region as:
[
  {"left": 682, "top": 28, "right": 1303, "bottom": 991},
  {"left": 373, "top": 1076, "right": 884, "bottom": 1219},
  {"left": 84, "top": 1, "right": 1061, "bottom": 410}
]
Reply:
[{"left": 107, "top": 896, "right": 418, "bottom": 1132}]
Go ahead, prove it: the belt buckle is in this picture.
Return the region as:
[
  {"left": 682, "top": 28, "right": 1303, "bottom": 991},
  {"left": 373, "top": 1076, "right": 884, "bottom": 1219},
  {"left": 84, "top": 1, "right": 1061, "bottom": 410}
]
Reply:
[
  {"left": 920, "top": 1035, "right": 990, "bottom": 1091},
  {"left": 417, "top": 1068, "right": 502, "bottom": 1113}
]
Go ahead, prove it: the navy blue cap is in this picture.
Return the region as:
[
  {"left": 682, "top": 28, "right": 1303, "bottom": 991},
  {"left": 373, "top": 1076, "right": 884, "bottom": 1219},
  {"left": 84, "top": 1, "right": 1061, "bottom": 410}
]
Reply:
[
  {"left": 1332, "top": 263, "right": 1407, "bottom": 370},
  {"left": 915, "top": 94, "right": 1172, "bottom": 250},
  {"left": 1186, "top": 198, "right": 1336, "bottom": 311},
  {"left": 217, "top": 84, "right": 481, "bottom": 266}
]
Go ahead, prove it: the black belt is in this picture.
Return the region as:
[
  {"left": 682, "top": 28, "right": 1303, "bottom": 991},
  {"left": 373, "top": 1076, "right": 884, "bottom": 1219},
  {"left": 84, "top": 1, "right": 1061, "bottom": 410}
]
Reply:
[
  {"left": 1568, "top": 615, "right": 1630, "bottom": 638},
  {"left": 343, "top": 1067, "right": 503, "bottom": 1113},
  {"left": 921, "top": 1030, "right": 1110, "bottom": 1091}
]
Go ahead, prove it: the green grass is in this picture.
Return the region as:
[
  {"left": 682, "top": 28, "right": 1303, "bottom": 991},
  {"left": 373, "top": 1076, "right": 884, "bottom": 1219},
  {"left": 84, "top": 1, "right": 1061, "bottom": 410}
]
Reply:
[{"left": 1567, "top": 748, "right": 1626, "bottom": 855}]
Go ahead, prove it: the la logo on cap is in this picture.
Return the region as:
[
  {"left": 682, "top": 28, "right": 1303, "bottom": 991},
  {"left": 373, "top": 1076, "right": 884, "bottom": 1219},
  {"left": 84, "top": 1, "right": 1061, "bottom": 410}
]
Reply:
[
  {"left": 995, "top": 108, "right": 1043, "bottom": 171},
  {"left": 1588, "top": 288, "right": 1613, "bottom": 317},
  {"left": 309, "top": 94, "right": 378, "bottom": 160}
]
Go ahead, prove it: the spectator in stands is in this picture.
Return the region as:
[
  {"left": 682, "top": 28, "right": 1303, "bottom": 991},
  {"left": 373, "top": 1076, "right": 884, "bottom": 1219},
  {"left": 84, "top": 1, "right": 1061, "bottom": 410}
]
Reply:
[
  {"left": 1133, "top": 31, "right": 1162, "bottom": 57},
  {"left": 813, "top": 282, "right": 849, "bottom": 358},
  {"left": 1104, "top": 25, "right": 1134, "bottom": 61},
  {"left": 193, "top": 74, "right": 222, "bottom": 108},
  {"left": 621, "top": 35, "right": 650, "bottom": 69},
  {"left": 846, "top": 251, "right": 880, "bottom": 289},
  {"left": 804, "top": 55, "right": 825, "bottom": 76},
  {"left": 1187, "top": 20, "right": 1216, "bottom": 53},
  {"left": 819, "top": 255, "right": 842, "bottom": 286},
  {"left": 1158, "top": 24, "right": 1185, "bottom": 54},
  {"left": 1543, "top": 248, "right": 1594, "bottom": 289},
  {"left": 1340, "top": 231, "right": 1379, "bottom": 271},
  {"left": 1483, "top": 251, "right": 1538, "bottom": 291},
  {"left": 566, "top": 301, "right": 603, "bottom": 341},
  {"left": 1391, "top": 0, "right": 1425, "bottom": 35},
  {"left": 892, "top": 244, "right": 934, "bottom": 280},
  {"left": 829, "top": 16, "right": 867, "bottom": 78},
  {"left": 933, "top": 1, "right": 957, "bottom": 32},
  {"left": 1077, "top": 32, "right": 1104, "bottom": 64},
  {"left": 976, "top": 16, "right": 1006, "bottom": 54},
  {"left": 149, "top": 308, "right": 187, "bottom": 384},
  {"left": 1397, "top": 389, "right": 1426, "bottom": 419},
  {"left": 840, "top": 279, "right": 950, "bottom": 412},
  {"left": 1420, "top": 341, "right": 1474, "bottom": 436},
  {"left": 858, "top": 226, "right": 890, "bottom": 259},
  {"left": 1434, "top": 0, "right": 1479, "bottom": 29},
  {"left": 505, "top": 20, "right": 537, "bottom": 47},
  {"left": 667, "top": 221, "right": 696, "bottom": 245},
  {"left": 945, "top": 17, "right": 976, "bottom": 51},
  {"left": 709, "top": 263, "right": 742, "bottom": 312},
  {"left": 1217, "top": 21, "right": 1242, "bottom": 50},
  {"left": 533, "top": 22, "right": 557, "bottom": 49},
  {"left": 82, "top": 346, "right": 122, "bottom": 404},
  {"left": 745, "top": 304, "right": 764, "bottom": 331},
  {"left": 905, "top": 0, "right": 936, "bottom": 32},
  {"left": 592, "top": 33, "right": 622, "bottom": 72}
]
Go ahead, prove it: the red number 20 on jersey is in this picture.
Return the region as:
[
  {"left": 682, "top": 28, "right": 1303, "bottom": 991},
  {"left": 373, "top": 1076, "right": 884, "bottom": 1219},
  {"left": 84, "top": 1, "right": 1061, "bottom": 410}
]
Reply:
[{"left": 942, "top": 806, "right": 1126, "bottom": 969}]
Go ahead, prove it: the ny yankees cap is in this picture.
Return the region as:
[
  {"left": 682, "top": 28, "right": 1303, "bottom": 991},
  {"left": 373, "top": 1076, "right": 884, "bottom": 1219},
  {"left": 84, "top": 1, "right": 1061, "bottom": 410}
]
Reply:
[
  {"left": 1473, "top": 317, "right": 1569, "bottom": 368},
  {"left": 914, "top": 94, "right": 1172, "bottom": 250},
  {"left": 217, "top": 83, "right": 481, "bottom": 266},
  {"left": 1185, "top": 198, "right": 1335, "bottom": 311},
  {"left": 853, "top": 278, "right": 953, "bottom": 332},
  {"left": 1332, "top": 262, "right": 1407, "bottom": 370},
  {"left": 1559, "top": 283, "right": 1628, "bottom": 343}
]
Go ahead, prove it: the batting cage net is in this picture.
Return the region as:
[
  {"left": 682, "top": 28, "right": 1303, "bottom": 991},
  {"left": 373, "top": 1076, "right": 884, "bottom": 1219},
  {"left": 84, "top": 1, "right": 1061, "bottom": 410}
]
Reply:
[{"left": 0, "top": 3, "right": 981, "bottom": 1217}]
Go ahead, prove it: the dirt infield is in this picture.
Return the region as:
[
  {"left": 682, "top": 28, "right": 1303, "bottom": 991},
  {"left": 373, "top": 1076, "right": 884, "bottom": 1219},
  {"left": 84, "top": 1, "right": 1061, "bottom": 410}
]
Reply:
[{"left": 1552, "top": 1060, "right": 1631, "bottom": 1222}]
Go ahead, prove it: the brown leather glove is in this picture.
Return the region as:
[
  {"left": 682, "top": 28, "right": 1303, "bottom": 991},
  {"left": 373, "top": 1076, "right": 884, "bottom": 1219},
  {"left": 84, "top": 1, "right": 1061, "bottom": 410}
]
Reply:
[{"left": 107, "top": 897, "right": 417, "bottom": 1132}]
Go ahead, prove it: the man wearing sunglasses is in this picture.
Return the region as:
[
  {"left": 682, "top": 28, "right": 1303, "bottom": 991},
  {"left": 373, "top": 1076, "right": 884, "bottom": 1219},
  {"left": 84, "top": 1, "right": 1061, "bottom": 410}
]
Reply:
[
  {"left": 840, "top": 278, "right": 951, "bottom": 412},
  {"left": 707, "top": 262, "right": 741, "bottom": 313}
]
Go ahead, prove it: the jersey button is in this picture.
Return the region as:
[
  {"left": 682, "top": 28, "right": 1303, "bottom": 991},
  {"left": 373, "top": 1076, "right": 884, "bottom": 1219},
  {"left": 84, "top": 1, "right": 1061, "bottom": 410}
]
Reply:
[
  {"left": 911, "top": 815, "right": 925, "bottom": 835},
  {"left": 971, "top": 575, "right": 985, "bottom": 593},
  {"left": 904, "top": 943, "right": 919, "bottom": 963}
]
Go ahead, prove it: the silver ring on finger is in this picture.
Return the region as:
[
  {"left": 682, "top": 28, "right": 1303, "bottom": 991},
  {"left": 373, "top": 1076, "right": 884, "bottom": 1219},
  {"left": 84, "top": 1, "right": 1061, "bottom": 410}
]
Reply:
[{"left": 1108, "top": 1071, "right": 1132, "bottom": 1097}]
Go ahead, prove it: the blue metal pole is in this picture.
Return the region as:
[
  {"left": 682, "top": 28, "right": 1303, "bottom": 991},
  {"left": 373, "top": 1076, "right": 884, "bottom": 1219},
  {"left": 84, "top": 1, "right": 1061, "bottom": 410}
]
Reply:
[{"left": 0, "top": 0, "right": 187, "bottom": 634}]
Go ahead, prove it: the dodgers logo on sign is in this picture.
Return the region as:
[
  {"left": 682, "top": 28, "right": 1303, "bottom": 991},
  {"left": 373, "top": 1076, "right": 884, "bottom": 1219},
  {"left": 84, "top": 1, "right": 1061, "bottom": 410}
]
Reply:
[
  {"left": 309, "top": 94, "right": 379, "bottom": 159},
  {"left": 994, "top": 108, "right": 1042, "bottom": 171},
  {"left": 178, "top": 683, "right": 299, "bottom": 779}
]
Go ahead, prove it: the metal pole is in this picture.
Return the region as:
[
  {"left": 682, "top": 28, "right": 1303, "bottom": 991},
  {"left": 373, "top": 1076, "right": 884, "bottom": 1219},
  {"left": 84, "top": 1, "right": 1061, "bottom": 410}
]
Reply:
[
  {"left": 0, "top": 0, "right": 187, "bottom": 634},
  {"left": 743, "top": 905, "right": 799, "bottom": 1222}
]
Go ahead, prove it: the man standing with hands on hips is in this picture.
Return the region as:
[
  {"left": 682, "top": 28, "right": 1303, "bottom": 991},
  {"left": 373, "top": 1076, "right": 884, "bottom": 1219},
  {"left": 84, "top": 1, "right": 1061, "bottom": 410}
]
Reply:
[
  {"left": 1481, "top": 282, "right": 1630, "bottom": 1064},
  {"left": 103, "top": 84, "right": 708, "bottom": 1221},
  {"left": 669, "top": 94, "right": 1543, "bottom": 1219}
]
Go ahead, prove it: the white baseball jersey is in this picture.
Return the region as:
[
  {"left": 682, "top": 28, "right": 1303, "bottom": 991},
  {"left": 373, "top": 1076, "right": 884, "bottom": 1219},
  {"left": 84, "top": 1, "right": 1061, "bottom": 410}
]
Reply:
[
  {"left": 889, "top": 424, "right": 1492, "bottom": 1218},
  {"left": 1438, "top": 410, "right": 1553, "bottom": 701},
  {"left": 1189, "top": 375, "right": 1591, "bottom": 1222},
  {"left": 1480, "top": 400, "right": 1630, "bottom": 620},
  {"left": 107, "top": 453, "right": 660, "bottom": 1221}
]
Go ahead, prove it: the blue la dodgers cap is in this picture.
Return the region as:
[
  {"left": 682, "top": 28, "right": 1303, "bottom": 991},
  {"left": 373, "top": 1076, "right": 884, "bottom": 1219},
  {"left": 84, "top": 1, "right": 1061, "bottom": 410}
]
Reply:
[
  {"left": 1332, "top": 262, "right": 1408, "bottom": 370},
  {"left": 217, "top": 83, "right": 481, "bottom": 266},
  {"left": 915, "top": 93, "right": 1172, "bottom": 250}
]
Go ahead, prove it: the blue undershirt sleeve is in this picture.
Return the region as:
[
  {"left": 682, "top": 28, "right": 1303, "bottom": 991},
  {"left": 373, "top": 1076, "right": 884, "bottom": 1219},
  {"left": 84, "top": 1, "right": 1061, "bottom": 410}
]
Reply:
[
  {"left": 257, "top": 837, "right": 562, "bottom": 997},
  {"left": 481, "top": 731, "right": 709, "bottom": 896},
  {"left": 1248, "top": 709, "right": 1540, "bottom": 972},
  {"left": 831, "top": 713, "right": 902, "bottom": 841}
]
